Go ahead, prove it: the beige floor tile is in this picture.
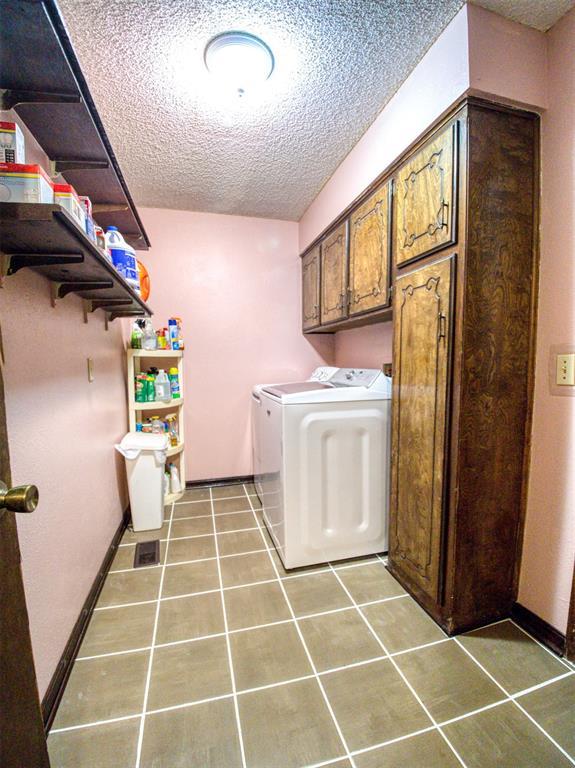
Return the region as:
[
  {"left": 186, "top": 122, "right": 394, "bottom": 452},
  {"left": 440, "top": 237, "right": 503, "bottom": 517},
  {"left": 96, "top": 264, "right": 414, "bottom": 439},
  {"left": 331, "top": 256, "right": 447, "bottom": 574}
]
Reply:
[
  {"left": 248, "top": 493, "right": 262, "bottom": 509},
  {"left": 230, "top": 622, "right": 312, "bottom": 690},
  {"left": 213, "top": 496, "right": 251, "bottom": 514},
  {"left": 172, "top": 499, "right": 212, "bottom": 518},
  {"left": 239, "top": 678, "right": 344, "bottom": 767},
  {"left": 458, "top": 621, "right": 568, "bottom": 694},
  {"left": 322, "top": 659, "right": 431, "bottom": 751},
  {"left": 80, "top": 602, "right": 156, "bottom": 657},
  {"left": 122, "top": 522, "right": 169, "bottom": 545},
  {"left": 141, "top": 698, "right": 242, "bottom": 768},
  {"left": 97, "top": 569, "right": 161, "bottom": 608},
  {"left": 166, "top": 535, "right": 216, "bottom": 564},
  {"left": 282, "top": 572, "right": 352, "bottom": 617},
  {"left": 517, "top": 674, "right": 575, "bottom": 757},
  {"left": 212, "top": 484, "right": 247, "bottom": 499},
  {"left": 394, "top": 640, "right": 503, "bottom": 721},
  {"left": 354, "top": 729, "right": 461, "bottom": 767},
  {"left": 217, "top": 529, "right": 265, "bottom": 556},
  {"left": 161, "top": 559, "right": 220, "bottom": 598},
  {"left": 220, "top": 550, "right": 276, "bottom": 587},
  {"left": 214, "top": 511, "right": 258, "bottom": 532},
  {"left": 156, "top": 592, "right": 224, "bottom": 644},
  {"left": 224, "top": 581, "right": 291, "bottom": 630},
  {"left": 336, "top": 562, "right": 405, "bottom": 604},
  {"left": 244, "top": 482, "right": 257, "bottom": 495},
  {"left": 179, "top": 487, "right": 211, "bottom": 502},
  {"left": 52, "top": 651, "right": 149, "bottom": 728},
  {"left": 48, "top": 718, "right": 140, "bottom": 768},
  {"left": 443, "top": 701, "right": 572, "bottom": 767},
  {"left": 362, "top": 595, "right": 445, "bottom": 653},
  {"left": 299, "top": 609, "right": 382, "bottom": 671},
  {"left": 270, "top": 547, "right": 330, "bottom": 578},
  {"left": 111, "top": 542, "right": 166, "bottom": 571},
  {"left": 170, "top": 515, "right": 214, "bottom": 538},
  {"left": 147, "top": 636, "right": 232, "bottom": 710}
]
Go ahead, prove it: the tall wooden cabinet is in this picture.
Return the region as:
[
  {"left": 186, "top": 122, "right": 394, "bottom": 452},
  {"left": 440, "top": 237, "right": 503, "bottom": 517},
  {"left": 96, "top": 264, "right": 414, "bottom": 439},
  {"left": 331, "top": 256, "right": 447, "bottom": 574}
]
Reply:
[
  {"left": 302, "top": 246, "right": 321, "bottom": 331},
  {"left": 388, "top": 101, "right": 539, "bottom": 634}
]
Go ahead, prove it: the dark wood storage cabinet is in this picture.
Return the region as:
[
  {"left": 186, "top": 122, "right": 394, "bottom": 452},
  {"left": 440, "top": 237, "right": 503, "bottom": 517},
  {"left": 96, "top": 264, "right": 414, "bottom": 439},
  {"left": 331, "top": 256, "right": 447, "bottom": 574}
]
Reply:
[
  {"left": 302, "top": 245, "right": 321, "bottom": 331},
  {"left": 349, "top": 181, "right": 391, "bottom": 317},
  {"left": 388, "top": 101, "right": 539, "bottom": 634},
  {"left": 320, "top": 222, "right": 348, "bottom": 325}
]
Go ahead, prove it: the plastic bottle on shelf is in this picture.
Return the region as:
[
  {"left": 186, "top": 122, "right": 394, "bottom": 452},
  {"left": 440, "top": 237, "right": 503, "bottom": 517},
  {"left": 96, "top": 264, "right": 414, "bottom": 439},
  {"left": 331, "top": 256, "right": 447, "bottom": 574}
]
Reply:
[
  {"left": 154, "top": 369, "right": 171, "bottom": 403},
  {"left": 105, "top": 226, "right": 141, "bottom": 294},
  {"left": 146, "top": 372, "right": 156, "bottom": 402},
  {"left": 142, "top": 318, "right": 157, "bottom": 350},
  {"left": 169, "top": 463, "right": 182, "bottom": 494},
  {"left": 131, "top": 319, "right": 144, "bottom": 349},
  {"left": 168, "top": 367, "right": 181, "bottom": 399}
]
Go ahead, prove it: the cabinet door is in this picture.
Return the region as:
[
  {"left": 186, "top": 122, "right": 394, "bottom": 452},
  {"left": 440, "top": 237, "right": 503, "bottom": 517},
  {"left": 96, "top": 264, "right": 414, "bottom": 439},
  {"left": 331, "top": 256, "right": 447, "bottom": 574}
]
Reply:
[
  {"left": 302, "top": 246, "right": 321, "bottom": 331},
  {"left": 394, "top": 123, "right": 457, "bottom": 266},
  {"left": 389, "top": 255, "right": 454, "bottom": 601},
  {"left": 320, "top": 222, "right": 348, "bottom": 325},
  {"left": 349, "top": 181, "right": 391, "bottom": 316}
]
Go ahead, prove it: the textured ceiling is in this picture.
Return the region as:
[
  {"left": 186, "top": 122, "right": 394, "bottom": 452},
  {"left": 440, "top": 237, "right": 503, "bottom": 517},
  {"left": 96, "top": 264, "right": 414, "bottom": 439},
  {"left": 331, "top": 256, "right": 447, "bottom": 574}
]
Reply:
[{"left": 56, "top": 0, "right": 573, "bottom": 221}]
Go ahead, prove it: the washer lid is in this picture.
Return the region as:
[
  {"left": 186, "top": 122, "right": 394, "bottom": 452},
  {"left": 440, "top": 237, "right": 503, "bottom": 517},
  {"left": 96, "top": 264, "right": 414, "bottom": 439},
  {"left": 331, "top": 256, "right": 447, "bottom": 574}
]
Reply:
[{"left": 262, "top": 382, "right": 333, "bottom": 398}]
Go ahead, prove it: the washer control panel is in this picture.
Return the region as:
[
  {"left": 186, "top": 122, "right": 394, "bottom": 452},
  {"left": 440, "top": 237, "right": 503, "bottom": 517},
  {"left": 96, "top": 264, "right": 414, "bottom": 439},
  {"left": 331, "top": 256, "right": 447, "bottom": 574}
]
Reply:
[{"left": 329, "top": 368, "right": 381, "bottom": 388}]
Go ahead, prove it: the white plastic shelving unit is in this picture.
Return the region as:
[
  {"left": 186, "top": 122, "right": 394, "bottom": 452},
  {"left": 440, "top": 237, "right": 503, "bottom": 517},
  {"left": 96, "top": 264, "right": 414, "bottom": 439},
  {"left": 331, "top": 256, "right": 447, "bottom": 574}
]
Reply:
[{"left": 126, "top": 348, "right": 185, "bottom": 503}]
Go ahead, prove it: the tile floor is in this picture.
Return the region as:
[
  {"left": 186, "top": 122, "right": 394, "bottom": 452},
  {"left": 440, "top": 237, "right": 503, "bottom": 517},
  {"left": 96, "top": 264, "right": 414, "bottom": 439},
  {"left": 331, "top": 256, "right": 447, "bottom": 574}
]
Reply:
[{"left": 48, "top": 483, "right": 575, "bottom": 768}]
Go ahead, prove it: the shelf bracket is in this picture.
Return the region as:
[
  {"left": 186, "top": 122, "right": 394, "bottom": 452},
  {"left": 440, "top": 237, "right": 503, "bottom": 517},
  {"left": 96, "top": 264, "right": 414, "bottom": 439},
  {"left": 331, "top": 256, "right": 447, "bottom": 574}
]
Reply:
[
  {"left": 89, "top": 299, "right": 133, "bottom": 311},
  {"left": 7, "top": 253, "right": 84, "bottom": 276},
  {"left": 51, "top": 159, "right": 110, "bottom": 173},
  {"left": 91, "top": 203, "right": 129, "bottom": 214},
  {"left": 108, "top": 310, "right": 146, "bottom": 321},
  {"left": 50, "top": 280, "right": 115, "bottom": 307},
  {"left": 1, "top": 90, "right": 81, "bottom": 110}
]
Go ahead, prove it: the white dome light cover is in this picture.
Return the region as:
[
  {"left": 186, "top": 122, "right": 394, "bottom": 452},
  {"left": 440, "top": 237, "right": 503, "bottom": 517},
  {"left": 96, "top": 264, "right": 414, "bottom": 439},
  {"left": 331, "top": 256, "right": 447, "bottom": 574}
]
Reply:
[{"left": 204, "top": 31, "right": 275, "bottom": 96}]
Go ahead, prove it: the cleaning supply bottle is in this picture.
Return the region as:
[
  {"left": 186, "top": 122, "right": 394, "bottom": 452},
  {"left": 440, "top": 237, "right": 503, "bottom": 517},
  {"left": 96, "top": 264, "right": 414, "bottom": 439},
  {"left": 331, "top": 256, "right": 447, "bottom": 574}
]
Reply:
[
  {"left": 130, "top": 319, "right": 144, "bottom": 349},
  {"left": 154, "top": 369, "right": 171, "bottom": 403},
  {"left": 105, "top": 226, "right": 140, "bottom": 294},
  {"left": 169, "top": 463, "right": 182, "bottom": 494},
  {"left": 168, "top": 367, "right": 181, "bottom": 399},
  {"left": 142, "top": 318, "right": 157, "bottom": 350},
  {"left": 146, "top": 372, "right": 156, "bottom": 402}
]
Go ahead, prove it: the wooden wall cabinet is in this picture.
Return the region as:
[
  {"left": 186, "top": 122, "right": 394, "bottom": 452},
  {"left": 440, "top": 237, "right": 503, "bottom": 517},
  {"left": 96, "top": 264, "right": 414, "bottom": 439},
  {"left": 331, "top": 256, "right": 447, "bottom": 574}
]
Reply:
[
  {"left": 348, "top": 181, "right": 391, "bottom": 317},
  {"left": 320, "top": 222, "right": 348, "bottom": 325},
  {"left": 302, "top": 245, "right": 321, "bottom": 331},
  {"left": 394, "top": 124, "right": 456, "bottom": 267},
  {"left": 388, "top": 102, "right": 539, "bottom": 634}
]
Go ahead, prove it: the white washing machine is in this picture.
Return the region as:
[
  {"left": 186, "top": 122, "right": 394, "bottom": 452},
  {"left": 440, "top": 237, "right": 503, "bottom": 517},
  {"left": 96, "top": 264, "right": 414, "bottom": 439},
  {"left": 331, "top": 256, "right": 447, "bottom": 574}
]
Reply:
[{"left": 252, "top": 367, "right": 391, "bottom": 569}]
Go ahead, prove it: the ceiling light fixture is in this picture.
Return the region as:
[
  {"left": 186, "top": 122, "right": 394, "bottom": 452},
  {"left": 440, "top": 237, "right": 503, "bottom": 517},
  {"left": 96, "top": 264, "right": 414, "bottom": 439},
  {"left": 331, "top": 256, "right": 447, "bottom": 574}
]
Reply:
[{"left": 204, "top": 31, "right": 274, "bottom": 97}]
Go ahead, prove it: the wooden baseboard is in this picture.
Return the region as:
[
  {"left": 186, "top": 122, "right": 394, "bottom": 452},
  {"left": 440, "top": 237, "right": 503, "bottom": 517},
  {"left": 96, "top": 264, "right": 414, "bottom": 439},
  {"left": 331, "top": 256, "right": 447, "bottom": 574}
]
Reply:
[
  {"left": 512, "top": 602, "right": 566, "bottom": 657},
  {"left": 186, "top": 475, "right": 254, "bottom": 489},
  {"left": 41, "top": 508, "right": 130, "bottom": 732}
]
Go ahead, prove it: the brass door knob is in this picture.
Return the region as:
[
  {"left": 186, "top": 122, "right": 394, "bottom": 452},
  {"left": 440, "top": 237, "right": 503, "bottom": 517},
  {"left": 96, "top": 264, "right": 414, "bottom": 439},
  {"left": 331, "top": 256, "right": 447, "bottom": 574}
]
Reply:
[{"left": 0, "top": 482, "right": 39, "bottom": 514}]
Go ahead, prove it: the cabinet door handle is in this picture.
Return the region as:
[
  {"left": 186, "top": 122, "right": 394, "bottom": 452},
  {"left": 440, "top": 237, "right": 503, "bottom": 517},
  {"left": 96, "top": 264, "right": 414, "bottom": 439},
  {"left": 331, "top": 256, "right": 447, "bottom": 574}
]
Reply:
[{"left": 438, "top": 313, "right": 447, "bottom": 341}]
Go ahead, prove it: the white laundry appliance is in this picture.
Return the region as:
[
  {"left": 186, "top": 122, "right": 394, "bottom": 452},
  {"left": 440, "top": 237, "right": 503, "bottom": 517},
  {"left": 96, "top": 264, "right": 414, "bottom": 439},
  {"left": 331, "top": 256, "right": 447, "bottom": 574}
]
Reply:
[{"left": 251, "top": 367, "right": 391, "bottom": 569}]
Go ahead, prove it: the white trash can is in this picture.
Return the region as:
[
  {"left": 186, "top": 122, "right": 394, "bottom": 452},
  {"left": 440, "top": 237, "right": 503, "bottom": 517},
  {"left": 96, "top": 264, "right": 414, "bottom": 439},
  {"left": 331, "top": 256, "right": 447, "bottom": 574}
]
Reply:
[{"left": 115, "top": 432, "right": 169, "bottom": 531}]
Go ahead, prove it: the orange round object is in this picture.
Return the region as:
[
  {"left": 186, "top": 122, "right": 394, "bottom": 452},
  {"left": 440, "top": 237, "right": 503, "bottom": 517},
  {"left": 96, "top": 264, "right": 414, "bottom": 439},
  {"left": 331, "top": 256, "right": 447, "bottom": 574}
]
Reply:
[{"left": 137, "top": 259, "right": 150, "bottom": 301}]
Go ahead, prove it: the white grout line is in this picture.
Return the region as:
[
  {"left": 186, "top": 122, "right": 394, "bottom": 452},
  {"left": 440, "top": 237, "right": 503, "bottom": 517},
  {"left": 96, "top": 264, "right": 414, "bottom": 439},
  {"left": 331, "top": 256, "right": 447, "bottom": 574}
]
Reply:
[
  {"left": 243, "top": 485, "right": 359, "bottom": 768},
  {"left": 452, "top": 636, "right": 575, "bottom": 766},
  {"left": 134, "top": 501, "right": 175, "bottom": 767},
  {"left": 49, "top": 712, "right": 143, "bottom": 735},
  {"left": 511, "top": 670, "right": 575, "bottom": 699},
  {"left": 109, "top": 545, "right": 269, "bottom": 574},
  {"left": 327, "top": 562, "right": 469, "bottom": 768},
  {"left": 208, "top": 486, "right": 248, "bottom": 768}
]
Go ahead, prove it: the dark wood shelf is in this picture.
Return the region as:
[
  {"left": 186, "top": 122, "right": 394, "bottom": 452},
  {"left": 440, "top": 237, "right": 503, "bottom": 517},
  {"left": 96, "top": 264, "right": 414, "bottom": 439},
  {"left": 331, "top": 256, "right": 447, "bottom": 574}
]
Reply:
[
  {"left": 0, "top": 0, "right": 150, "bottom": 250},
  {"left": 0, "top": 203, "right": 152, "bottom": 318}
]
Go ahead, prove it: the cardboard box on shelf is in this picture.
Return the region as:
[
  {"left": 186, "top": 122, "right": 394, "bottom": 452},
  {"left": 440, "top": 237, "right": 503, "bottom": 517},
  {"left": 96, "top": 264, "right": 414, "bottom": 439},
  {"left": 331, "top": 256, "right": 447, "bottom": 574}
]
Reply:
[
  {"left": 54, "top": 182, "right": 86, "bottom": 231},
  {"left": 0, "top": 162, "right": 53, "bottom": 203},
  {"left": 0, "top": 122, "right": 25, "bottom": 163}
]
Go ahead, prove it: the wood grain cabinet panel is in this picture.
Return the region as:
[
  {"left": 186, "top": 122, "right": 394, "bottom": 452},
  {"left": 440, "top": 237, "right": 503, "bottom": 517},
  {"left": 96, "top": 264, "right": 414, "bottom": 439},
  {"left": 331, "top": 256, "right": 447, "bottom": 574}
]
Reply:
[
  {"left": 394, "top": 123, "right": 457, "bottom": 266},
  {"left": 301, "top": 245, "right": 321, "bottom": 331},
  {"left": 390, "top": 256, "right": 454, "bottom": 601},
  {"left": 348, "top": 181, "right": 391, "bottom": 317},
  {"left": 320, "top": 222, "right": 348, "bottom": 325}
]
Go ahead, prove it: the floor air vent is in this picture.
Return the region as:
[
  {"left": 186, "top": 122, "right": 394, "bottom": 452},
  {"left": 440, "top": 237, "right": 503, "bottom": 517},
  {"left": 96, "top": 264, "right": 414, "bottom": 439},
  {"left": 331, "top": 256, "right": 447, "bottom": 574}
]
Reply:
[{"left": 133, "top": 540, "right": 160, "bottom": 568}]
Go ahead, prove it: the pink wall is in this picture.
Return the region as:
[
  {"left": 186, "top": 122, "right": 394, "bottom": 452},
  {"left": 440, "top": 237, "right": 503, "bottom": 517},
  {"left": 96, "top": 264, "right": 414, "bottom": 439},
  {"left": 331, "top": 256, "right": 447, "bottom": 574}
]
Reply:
[
  {"left": 1, "top": 112, "right": 129, "bottom": 697},
  {"left": 335, "top": 323, "right": 393, "bottom": 370},
  {"left": 138, "top": 207, "right": 334, "bottom": 482},
  {"left": 517, "top": 7, "right": 575, "bottom": 631},
  {"left": 2, "top": 274, "right": 128, "bottom": 697}
]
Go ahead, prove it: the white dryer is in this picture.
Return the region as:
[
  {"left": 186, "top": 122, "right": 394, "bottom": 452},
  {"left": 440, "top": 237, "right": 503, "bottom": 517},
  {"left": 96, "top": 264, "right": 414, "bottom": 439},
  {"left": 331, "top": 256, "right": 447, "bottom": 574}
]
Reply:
[{"left": 252, "top": 367, "right": 391, "bottom": 569}]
